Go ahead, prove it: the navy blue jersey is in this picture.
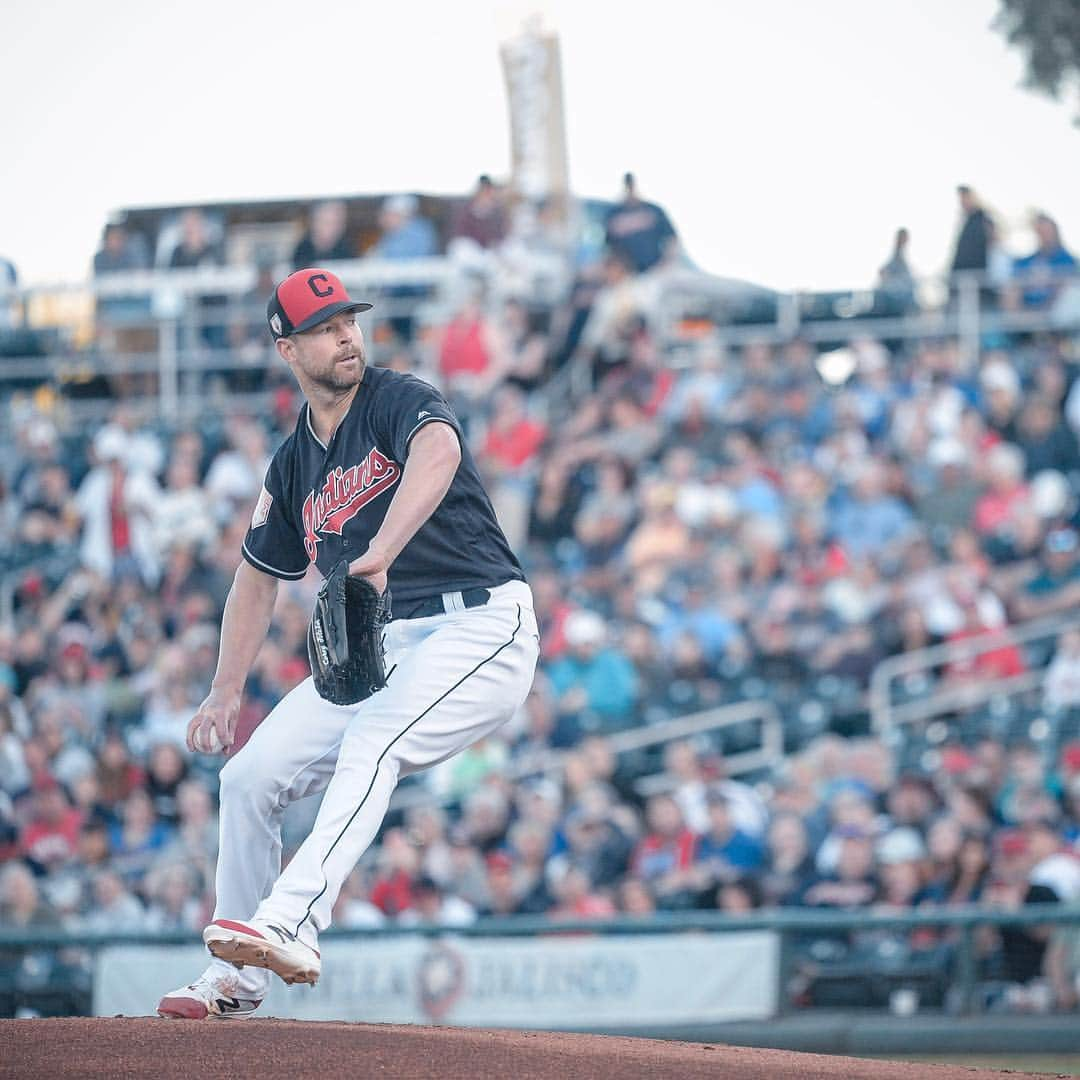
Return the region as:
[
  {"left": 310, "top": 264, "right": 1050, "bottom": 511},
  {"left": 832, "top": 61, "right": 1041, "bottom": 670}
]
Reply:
[{"left": 242, "top": 367, "right": 525, "bottom": 601}]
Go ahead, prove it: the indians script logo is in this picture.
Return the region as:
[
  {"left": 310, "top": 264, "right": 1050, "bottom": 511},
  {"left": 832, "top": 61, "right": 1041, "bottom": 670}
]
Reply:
[{"left": 301, "top": 448, "right": 400, "bottom": 560}]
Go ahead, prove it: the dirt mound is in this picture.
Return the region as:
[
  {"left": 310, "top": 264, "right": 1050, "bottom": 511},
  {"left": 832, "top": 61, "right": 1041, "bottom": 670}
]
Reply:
[{"left": 0, "top": 1018, "right": 1058, "bottom": 1079}]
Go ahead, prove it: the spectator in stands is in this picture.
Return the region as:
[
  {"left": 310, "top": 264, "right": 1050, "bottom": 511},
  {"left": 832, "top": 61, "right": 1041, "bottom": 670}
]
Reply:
[
  {"left": 143, "top": 743, "right": 188, "bottom": 826},
  {"left": 107, "top": 787, "right": 172, "bottom": 890},
  {"left": 559, "top": 803, "right": 633, "bottom": 890},
  {"left": 397, "top": 875, "right": 477, "bottom": 927},
  {"left": 152, "top": 454, "right": 218, "bottom": 558},
  {"left": 1026, "top": 819, "right": 1080, "bottom": 903},
  {"left": 78, "top": 868, "right": 146, "bottom": 933},
  {"left": 478, "top": 851, "right": 523, "bottom": 917},
  {"left": 973, "top": 442, "right": 1029, "bottom": 542},
  {"left": 92, "top": 222, "right": 152, "bottom": 355},
  {"left": 1009, "top": 213, "right": 1078, "bottom": 310},
  {"left": 916, "top": 439, "right": 981, "bottom": 536},
  {"left": 1015, "top": 528, "right": 1080, "bottom": 622},
  {"left": 450, "top": 175, "right": 507, "bottom": 251},
  {"left": 547, "top": 864, "right": 616, "bottom": 919},
  {"left": 1015, "top": 396, "right": 1080, "bottom": 476},
  {"left": 167, "top": 209, "right": 226, "bottom": 348},
  {"left": 93, "top": 222, "right": 150, "bottom": 275},
  {"left": 830, "top": 460, "right": 914, "bottom": 559},
  {"left": 984, "top": 830, "right": 1060, "bottom": 1009},
  {"left": 438, "top": 289, "right": 505, "bottom": 402},
  {"left": 604, "top": 173, "right": 677, "bottom": 274},
  {"left": 167, "top": 209, "right": 223, "bottom": 271},
  {"left": 292, "top": 199, "right": 354, "bottom": 268},
  {"left": 369, "top": 827, "right": 421, "bottom": 917},
  {"left": 74, "top": 426, "right": 161, "bottom": 586},
  {"left": 877, "top": 227, "right": 918, "bottom": 314},
  {"left": 19, "top": 776, "right": 82, "bottom": 874},
  {"left": 950, "top": 185, "right": 992, "bottom": 283},
  {"left": 979, "top": 356, "right": 1023, "bottom": 442},
  {"left": 692, "top": 790, "right": 764, "bottom": 890},
  {"left": 334, "top": 868, "right": 385, "bottom": 929},
  {"left": 369, "top": 193, "right": 439, "bottom": 342},
  {"left": 143, "top": 861, "right": 203, "bottom": 932},
  {"left": 547, "top": 611, "right": 638, "bottom": 738},
  {"left": 798, "top": 826, "right": 879, "bottom": 909},
  {"left": 876, "top": 827, "right": 934, "bottom": 908},
  {"left": 499, "top": 299, "right": 550, "bottom": 392},
  {"left": 372, "top": 194, "right": 438, "bottom": 260},
  {"left": 0, "top": 861, "right": 60, "bottom": 933},
  {"left": 760, "top": 811, "right": 815, "bottom": 906},
  {"left": 481, "top": 385, "right": 548, "bottom": 473},
  {"left": 631, "top": 794, "right": 697, "bottom": 908},
  {"left": 506, "top": 819, "right": 555, "bottom": 914}
]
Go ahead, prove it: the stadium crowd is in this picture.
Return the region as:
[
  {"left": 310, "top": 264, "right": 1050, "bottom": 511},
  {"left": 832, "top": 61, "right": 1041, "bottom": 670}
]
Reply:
[{"left": 3, "top": 178, "right": 1080, "bottom": 1013}]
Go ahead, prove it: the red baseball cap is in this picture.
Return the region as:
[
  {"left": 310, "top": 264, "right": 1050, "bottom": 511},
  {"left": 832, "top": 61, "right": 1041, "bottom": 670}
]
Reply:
[{"left": 267, "top": 267, "right": 372, "bottom": 340}]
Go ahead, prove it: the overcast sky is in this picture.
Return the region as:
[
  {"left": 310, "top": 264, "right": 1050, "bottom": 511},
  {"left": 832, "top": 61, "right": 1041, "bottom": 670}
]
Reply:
[{"left": 4, "top": 0, "right": 1078, "bottom": 289}]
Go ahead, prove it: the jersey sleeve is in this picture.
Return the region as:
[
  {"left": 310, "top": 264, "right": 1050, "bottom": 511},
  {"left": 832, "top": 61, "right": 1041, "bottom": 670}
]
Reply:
[
  {"left": 241, "top": 454, "right": 309, "bottom": 581},
  {"left": 374, "top": 374, "right": 462, "bottom": 463}
]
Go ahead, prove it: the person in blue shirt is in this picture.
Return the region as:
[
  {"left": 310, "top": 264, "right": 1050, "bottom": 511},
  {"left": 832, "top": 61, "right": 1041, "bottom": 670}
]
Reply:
[
  {"left": 371, "top": 194, "right": 440, "bottom": 341},
  {"left": 547, "top": 610, "right": 638, "bottom": 739},
  {"left": 371, "top": 195, "right": 439, "bottom": 261},
  {"left": 830, "top": 460, "right": 914, "bottom": 559},
  {"left": 693, "top": 789, "right": 765, "bottom": 888},
  {"left": 1012, "top": 213, "right": 1077, "bottom": 310}
]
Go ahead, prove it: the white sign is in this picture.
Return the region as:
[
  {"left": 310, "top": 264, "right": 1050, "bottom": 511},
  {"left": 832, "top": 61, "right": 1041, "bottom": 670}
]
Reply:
[{"left": 96, "top": 932, "right": 777, "bottom": 1027}]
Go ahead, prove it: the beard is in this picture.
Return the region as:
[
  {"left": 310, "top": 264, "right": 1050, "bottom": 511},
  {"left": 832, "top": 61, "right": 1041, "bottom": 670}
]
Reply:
[{"left": 305, "top": 346, "right": 366, "bottom": 393}]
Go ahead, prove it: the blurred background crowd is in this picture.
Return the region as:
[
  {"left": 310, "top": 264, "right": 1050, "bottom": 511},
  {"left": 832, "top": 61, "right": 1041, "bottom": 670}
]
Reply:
[{"left": 3, "top": 173, "right": 1080, "bottom": 1015}]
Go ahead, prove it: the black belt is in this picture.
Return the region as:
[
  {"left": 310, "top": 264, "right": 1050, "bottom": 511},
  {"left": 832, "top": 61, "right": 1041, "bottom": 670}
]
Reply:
[{"left": 389, "top": 587, "right": 492, "bottom": 622}]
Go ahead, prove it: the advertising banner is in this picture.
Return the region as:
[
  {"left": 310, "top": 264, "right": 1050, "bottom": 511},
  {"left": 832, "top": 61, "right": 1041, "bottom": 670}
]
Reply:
[{"left": 96, "top": 931, "right": 777, "bottom": 1027}]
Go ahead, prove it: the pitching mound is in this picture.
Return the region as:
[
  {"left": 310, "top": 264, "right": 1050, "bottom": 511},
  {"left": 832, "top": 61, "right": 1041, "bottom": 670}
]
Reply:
[{"left": 0, "top": 1018, "right": 1058, "bottom": 1079}]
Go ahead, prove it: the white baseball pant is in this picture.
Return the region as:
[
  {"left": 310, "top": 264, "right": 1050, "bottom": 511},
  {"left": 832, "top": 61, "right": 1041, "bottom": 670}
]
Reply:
[{"left": 205, "top": 580, "right": 538, "bottom": 996}]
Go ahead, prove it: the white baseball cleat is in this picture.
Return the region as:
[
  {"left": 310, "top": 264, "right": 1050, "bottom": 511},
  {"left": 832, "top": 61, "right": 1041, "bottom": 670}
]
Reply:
[
  {"left": 156, "top": 973, "right": 262, "bottom": 1020},
  {"left": 203, "top": 918, "right": 322, "bottom": 986}
]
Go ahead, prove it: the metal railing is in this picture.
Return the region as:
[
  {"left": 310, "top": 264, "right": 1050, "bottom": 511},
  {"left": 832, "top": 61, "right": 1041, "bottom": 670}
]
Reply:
[
  {"left": 389, "top": 697, "right": 783, "bottom": 812},
  {"left": 6, "top": 264, "right": 1078, "bottom": 419},
  {"left": 869, "top": 608, "right": 1080, "bottom": 735},
  {"left": 4, "top": 902, "right": 1079, "bottom": 1017}
]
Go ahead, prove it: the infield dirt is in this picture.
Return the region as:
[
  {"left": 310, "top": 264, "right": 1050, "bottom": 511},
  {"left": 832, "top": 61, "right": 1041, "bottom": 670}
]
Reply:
[{"left": 0, "top": 1018, "right": 1067, "bottom": 1078}]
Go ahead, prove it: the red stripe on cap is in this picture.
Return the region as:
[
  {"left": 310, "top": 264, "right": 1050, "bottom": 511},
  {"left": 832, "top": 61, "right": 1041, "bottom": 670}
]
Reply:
[
  {"left": 211, "top": 919, "right": 266, "bottom": 939},
  {"left": 278, "top": 268, "right": 351, "bottom": 328}
]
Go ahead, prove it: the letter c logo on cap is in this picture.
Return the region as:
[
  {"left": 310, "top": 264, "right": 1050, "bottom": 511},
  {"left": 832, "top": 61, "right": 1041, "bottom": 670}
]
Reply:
[{"left": 307, "top": 274, "right": 334, "bottom": 298}]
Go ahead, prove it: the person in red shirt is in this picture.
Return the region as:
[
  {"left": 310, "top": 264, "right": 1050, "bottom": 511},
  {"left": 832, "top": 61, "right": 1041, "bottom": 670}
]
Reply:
[
  {"left": 368, "top": 827, "right": 420, "bottom": 917},
  {"left": 19, "top": 776, "right": 83, "bottom": 872},
  {"left": 438, "top": 294, "right": 505, "bottom": 400},
  {"left": 945, "top": 587, "right": 1026, "bottom": 683},
  {"left": 973, "top": 443, "right": 1029, "bottom": 537},
  {"left": 631, "top": 794, "right": 698, "bottom": 907},
  {"left": 480, "top": 386, "right": 547, "bottom": 474}
]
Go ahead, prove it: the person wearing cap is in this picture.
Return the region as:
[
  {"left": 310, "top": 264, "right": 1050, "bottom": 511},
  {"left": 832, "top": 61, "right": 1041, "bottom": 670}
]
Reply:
[
  {"left": 1016, "top": 526, "right": 1080, "bottom": 621},
  {"left": 547, "top": 610, "right": 638, "bottom": 739},
  {"left": 159, "top": 267, "right": 539, "bottom": 1019}
]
